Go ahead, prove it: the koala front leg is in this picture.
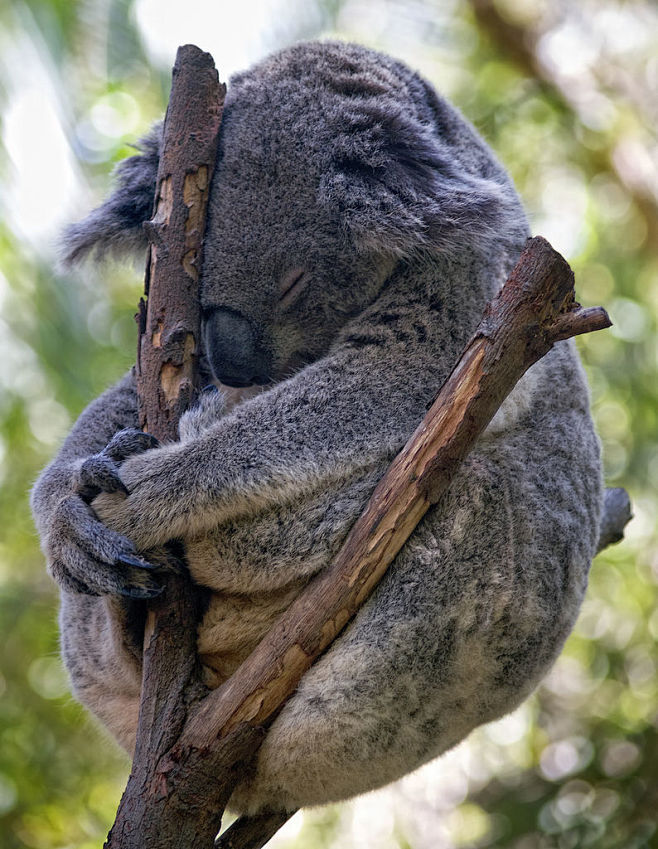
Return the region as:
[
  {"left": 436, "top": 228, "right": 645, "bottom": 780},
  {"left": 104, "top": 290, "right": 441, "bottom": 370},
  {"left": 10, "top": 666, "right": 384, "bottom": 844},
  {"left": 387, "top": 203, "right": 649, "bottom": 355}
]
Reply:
[
  {"left": 91, "top": 350, "right": 410, "bottom": 554},
  {"left": 186, "top": 465, "right": 386, "bottom": 597},
  {"left": 32, "top": 370, "right": 140, "bottom": 541},
  {"left": 41, "top": 427, "right": 163, "bottom": 598}
]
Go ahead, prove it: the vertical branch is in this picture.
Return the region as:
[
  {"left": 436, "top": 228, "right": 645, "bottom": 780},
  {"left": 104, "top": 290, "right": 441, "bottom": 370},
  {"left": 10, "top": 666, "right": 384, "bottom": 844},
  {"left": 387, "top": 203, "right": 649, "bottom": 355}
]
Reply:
[
  {"left": 105, "top": 45, "right": 228, "bottom": 848},
  {"left": 136, "top": 46, "right": 224, "bottom": 437}
]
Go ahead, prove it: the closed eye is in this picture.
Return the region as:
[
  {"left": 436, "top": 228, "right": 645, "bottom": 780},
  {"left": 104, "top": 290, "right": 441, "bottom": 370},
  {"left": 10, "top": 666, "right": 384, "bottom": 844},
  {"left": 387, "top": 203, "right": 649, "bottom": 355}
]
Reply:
[{"left": 279, "top": 268, "right": 310, "bottom": 309}]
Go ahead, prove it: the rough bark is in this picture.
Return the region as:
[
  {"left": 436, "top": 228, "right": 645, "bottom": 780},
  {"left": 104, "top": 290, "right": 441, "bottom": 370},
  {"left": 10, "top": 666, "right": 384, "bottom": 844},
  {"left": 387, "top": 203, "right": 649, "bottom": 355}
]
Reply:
[
  {"left": 181, "top": 237, "right": 611, "bottom": 751},
  {"left": 105, "top": 44, "right": 228, "bottom": 848},
  {"left": 135, "top": 46, "right": 224, "bottom": 438},
  {"left": 109, "top": 223, "right": 615, "bottom": 848},
  {"left": 215, "top": 810, "right": 293, "bottom": 849}
]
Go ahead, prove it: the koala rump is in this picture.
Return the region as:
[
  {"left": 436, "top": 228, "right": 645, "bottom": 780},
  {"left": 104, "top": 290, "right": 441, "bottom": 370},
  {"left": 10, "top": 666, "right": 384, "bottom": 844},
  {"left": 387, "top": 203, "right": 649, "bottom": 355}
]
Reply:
[{"left": 33, "top": 41, "right": 602, "bottom": 815}]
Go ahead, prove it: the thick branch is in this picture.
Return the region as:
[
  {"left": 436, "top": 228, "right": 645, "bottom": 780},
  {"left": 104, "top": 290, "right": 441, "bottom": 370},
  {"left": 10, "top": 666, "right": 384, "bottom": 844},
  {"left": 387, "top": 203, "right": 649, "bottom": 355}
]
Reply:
[
  {"left": 105, "top": 44, "right": 226, "bottom": 848},
  {"left": 136, "top": 47, "right": 224, "bottom": 439},
  {"left": 113, "top": 236, "right": 611, "bottom": 849}
]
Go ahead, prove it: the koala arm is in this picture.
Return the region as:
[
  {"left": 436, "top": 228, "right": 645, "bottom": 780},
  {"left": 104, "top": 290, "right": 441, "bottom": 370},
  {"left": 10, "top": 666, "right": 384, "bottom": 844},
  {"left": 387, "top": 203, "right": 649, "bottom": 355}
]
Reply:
[
  {"left": 92, "top": 346, "right": 420, "bottom": 558},
  {"left": 30, "top": 371, "right": 156, "bottom": 740},
  {"left": 31, "top": 371, "right": 162, "bottom": 597},
  {"left": 31, "top": 371, "right": 138, "bottom": 530}
]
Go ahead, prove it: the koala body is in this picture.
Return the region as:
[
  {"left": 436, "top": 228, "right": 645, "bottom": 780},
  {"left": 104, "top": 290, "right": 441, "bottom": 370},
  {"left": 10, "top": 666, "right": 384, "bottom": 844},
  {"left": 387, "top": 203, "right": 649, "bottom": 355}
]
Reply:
[{"left": 31, "top": 42, "right": 602, "bottom": 814}]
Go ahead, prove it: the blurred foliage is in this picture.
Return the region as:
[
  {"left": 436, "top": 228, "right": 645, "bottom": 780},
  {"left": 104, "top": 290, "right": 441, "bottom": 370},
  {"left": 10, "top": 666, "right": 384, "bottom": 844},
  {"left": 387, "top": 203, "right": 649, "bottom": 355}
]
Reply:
[{"left": 0, "top": 1, "right": 656, "bottom": 847}]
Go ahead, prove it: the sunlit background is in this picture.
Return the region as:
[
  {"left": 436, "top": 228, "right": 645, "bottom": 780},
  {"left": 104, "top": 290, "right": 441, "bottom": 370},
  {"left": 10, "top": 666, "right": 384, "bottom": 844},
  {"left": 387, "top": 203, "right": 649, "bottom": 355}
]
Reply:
[{"left": 0, "top": 1, "right": 657, "bottom": 847}]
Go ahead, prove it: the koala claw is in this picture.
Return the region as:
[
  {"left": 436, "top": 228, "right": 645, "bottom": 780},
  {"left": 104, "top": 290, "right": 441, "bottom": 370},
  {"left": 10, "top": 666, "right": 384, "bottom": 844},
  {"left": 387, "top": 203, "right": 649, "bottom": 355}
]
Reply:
[
  {"left": 105, "top": 428, "right": 160, "bottom": 461},
  {"left": 75, "top": 428, "right": 160, "bottom": 504},
  {"left": 77, "top": 454, "right": 128, "bottom": 503},
  {"left": 116, "top": 553, "right": 158, "bottom": 571},
  {"left": 45, "top": 493, "right": 162, "bottom": 597}
]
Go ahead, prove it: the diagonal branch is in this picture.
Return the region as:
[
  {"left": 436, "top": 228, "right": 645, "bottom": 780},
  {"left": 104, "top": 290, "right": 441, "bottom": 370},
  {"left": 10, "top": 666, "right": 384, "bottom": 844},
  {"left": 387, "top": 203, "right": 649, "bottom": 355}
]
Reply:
[{"left": 181, "top": 237, "right": 611, "bottom": 753}]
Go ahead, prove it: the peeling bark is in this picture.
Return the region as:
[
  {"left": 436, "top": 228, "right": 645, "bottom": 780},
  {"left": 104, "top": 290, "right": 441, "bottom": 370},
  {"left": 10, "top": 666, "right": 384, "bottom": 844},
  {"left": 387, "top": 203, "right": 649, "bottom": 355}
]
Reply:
[{"left": 105, "top": 44, "right": 226, "bottom": 849}]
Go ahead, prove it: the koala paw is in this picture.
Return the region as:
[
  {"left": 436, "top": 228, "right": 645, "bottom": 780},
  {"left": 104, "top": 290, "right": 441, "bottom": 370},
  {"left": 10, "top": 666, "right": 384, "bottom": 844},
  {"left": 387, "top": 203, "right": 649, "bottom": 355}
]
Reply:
[
  {"left": 76, "top": 428, "right": 159, "bottom": 502},
  {"left": 45, "top": 429, "right": 163, "bottom": 598},
  {"left": 91, "top": 441, "right": 185, "bottom": 551},
  {"left": 46, "top": 494, "right": 162, "bottom": 598},
  {"left": 179, "top": 385, "right": 226, "bottom": 442}
]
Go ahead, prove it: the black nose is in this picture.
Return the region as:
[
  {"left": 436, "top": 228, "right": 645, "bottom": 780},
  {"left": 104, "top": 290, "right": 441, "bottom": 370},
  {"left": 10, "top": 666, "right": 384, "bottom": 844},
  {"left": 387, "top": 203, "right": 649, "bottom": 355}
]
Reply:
[{"left": 203, "top": 308, "right": 270, "bottom": 387}]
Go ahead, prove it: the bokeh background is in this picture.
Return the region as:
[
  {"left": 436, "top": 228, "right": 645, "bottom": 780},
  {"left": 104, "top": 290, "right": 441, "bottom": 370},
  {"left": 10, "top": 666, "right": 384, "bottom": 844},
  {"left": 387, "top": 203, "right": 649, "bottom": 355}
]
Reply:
[{"left": 0, "top": 1, "right": 656, "bottom": 847}]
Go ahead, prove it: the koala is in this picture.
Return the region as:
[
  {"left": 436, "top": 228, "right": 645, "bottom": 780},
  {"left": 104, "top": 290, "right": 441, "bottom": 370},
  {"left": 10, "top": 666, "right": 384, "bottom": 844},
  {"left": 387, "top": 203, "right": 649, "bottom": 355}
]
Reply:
[{"left": 31, "top": 41, "right": 603, "bottom": 815}]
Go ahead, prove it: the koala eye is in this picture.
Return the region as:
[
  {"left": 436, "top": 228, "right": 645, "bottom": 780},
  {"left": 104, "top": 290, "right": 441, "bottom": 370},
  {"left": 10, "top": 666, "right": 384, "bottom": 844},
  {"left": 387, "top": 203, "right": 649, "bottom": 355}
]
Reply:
[{"left": 279, "top": 268, "right": 310, "bottom": 310}]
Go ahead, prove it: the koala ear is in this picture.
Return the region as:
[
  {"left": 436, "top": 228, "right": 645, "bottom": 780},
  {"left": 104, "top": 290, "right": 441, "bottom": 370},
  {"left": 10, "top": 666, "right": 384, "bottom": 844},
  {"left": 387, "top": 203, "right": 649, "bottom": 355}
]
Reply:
[
  {"left": 319, "top": 94, "right": 520, "bottom": 259},
  {"left": 61, "top": 123, "right": 162, "bottom": 266}
]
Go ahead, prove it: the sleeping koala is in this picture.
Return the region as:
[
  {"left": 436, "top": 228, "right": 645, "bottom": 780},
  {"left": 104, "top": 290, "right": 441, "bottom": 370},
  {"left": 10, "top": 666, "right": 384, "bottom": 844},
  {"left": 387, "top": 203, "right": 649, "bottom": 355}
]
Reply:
[{"left": 31, "top": 41, "right": 602, "bottom": 814}]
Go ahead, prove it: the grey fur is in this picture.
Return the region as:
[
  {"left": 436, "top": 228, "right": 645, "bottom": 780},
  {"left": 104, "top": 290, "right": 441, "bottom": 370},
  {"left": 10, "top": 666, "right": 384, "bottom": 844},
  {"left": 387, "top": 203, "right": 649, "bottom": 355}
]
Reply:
[
  {"left": 61, "top": 126, "right": 161, "bottom": 265},
  {"left": 32, "top": 42, "right": 602, "bottom": 814}
]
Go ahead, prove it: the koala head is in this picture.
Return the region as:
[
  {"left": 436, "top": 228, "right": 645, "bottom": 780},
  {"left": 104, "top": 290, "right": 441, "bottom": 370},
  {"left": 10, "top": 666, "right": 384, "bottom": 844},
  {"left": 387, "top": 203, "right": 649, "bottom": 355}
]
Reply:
[{"left": 63, "top": 41, "right": 526, "bottom": 387}]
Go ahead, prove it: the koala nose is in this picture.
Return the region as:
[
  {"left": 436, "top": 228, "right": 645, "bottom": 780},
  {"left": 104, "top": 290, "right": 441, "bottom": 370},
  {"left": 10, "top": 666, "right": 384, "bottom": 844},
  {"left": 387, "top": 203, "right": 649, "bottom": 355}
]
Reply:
[{"left": 203, "top": 308, "right": 271, "bottom": 387}]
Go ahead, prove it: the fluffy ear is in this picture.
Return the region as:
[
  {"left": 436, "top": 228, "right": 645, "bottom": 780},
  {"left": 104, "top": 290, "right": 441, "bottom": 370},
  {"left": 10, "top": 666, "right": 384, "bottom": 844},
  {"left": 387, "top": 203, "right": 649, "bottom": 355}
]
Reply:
[
  {"left": 61, "top": 123, "right": 162, "bottom": 266},
  {"left": 318, "top": 87, "right": 524, "bottom": 259}
]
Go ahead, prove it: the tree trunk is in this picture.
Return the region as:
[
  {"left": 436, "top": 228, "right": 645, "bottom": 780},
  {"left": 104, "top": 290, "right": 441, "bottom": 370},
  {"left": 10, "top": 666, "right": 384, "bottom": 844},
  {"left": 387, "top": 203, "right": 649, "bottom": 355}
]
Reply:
[{"left": 105, "top": 44, "right": 232, "bottom": 848}]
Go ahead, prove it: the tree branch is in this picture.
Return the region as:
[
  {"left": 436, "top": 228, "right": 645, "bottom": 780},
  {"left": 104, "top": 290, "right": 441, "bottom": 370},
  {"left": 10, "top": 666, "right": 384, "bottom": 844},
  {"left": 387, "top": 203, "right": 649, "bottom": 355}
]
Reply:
[
  {"left": 215, "top": 811, "right": 294, "bottom": 849},
  {"left": 103, "top": 43, "right": 622, "bottom": 849},
  {"left": 105, "top": 44, "right": 230, "bottom": 848},
  {"left": 180, "top": 236, "right": 611, "bottom": 754},
  {"left": 113, "top": 231, "right": 613, "bottom": 849}
]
